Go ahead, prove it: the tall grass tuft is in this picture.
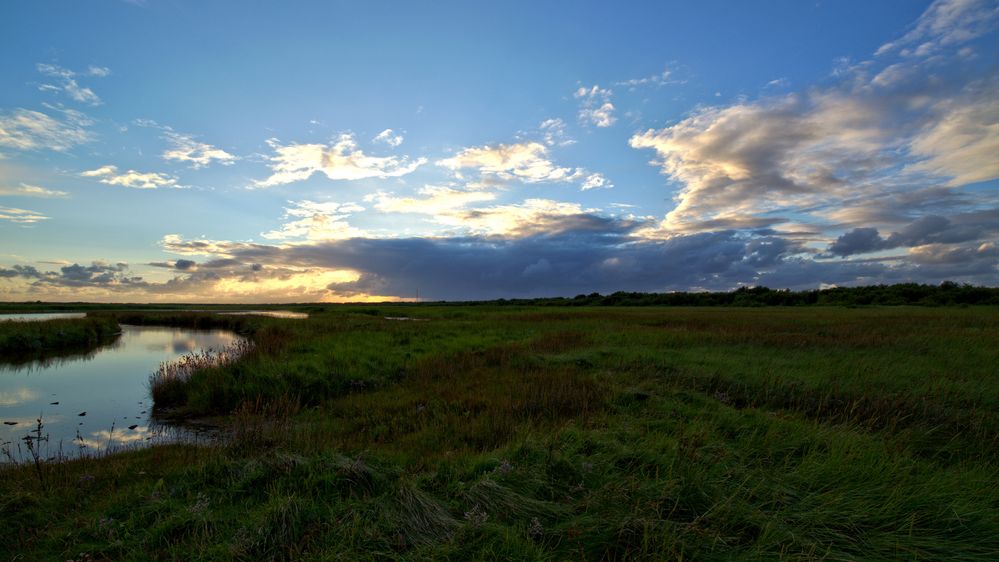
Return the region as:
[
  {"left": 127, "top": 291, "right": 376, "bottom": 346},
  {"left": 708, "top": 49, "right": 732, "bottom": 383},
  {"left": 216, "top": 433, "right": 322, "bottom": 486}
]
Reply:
[{"left": 149, "top": 339, "right": 254, "bottom": 408}]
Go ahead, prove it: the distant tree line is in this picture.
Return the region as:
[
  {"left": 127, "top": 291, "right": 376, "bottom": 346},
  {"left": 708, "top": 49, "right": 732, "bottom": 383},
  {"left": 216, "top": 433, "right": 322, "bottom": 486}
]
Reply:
[{"left": 462, "top": 282, "right": 999, "bottom": 307}]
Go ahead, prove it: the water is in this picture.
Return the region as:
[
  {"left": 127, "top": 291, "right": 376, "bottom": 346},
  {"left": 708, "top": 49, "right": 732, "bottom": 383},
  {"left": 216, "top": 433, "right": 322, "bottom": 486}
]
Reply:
[
  {"left": 0, "top": 325, "right": 240, "bottom": 461},
  {"left": 217, "top": 310, "right": 308, "bottom": 319},
  {"left": 0, "top": 312, "right": 87, "bottom": 322}
]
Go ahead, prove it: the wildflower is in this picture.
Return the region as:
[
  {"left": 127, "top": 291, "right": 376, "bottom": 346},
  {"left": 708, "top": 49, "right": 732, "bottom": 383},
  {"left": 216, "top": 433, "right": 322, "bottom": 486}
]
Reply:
[
  {"left": 464, "top": 504, "right": 489, "bottom": 527},
  {"left": 188, "top": 492, "right": 210, "bottom": 514},
  {"left": 528, "top": 517, "right": 544, "bottom": 539}
]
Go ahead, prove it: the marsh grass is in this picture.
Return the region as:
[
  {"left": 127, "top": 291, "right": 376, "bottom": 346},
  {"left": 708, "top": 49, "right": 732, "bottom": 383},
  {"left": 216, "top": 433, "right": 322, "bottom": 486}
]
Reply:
[
  {"left": 0, "top": 316, "right": 120, "bottom": 365},
  {"left": 149, "top": 339, "right": 254, "bottom": 408},
  {"left": 2, "top": 306, "right": 998, "bottom": 559}
]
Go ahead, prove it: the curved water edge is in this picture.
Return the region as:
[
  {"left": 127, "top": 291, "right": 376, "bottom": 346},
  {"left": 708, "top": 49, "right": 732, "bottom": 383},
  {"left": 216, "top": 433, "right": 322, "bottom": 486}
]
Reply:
[{"left": 0, "top": 325, "right": 244, "bottom": 463}]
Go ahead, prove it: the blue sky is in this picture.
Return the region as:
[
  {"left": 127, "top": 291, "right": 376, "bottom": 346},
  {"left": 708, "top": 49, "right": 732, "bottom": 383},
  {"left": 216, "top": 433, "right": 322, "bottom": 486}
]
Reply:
[{"left": 1, "top": 0, "right": 997, "bottom": 302}]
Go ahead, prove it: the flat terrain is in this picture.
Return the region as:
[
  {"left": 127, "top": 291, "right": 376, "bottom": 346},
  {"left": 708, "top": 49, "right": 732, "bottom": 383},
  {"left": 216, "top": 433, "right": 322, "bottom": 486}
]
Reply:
[{"left": 2, "top": 306, "right": 998, "bottom": 560}]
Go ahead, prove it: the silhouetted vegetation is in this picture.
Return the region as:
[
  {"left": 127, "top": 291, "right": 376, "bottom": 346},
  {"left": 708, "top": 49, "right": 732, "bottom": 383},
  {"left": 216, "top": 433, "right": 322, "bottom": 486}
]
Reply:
[{"left": 466, "top": 281, "right": 999, "bottom": 307}]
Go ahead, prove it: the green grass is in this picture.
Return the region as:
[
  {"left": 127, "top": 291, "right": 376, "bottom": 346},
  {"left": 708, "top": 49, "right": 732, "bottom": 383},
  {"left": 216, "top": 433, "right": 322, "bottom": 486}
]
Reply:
[
  {"left": 0, "top": 316, "right": 121, "bottom": 364},
  {"left": 2, "top": 306, "right": 998, "bottom": 560}
]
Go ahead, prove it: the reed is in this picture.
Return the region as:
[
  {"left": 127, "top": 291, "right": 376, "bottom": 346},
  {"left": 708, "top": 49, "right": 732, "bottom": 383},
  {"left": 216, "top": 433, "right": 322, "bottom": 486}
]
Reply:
[{"left": 149, "top": 338, "right": 254, "bottom": 408}]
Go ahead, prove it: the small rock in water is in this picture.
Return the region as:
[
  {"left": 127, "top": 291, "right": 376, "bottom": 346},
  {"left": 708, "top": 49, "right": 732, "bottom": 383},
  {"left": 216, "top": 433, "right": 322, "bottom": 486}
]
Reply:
[
  {"left": 140, "top": 411, "right": 146, "bottom": 414},
  {"left": 50, "top": 401, "right": 59, "bottom": 405},
  {"left": 3, "top": 421, "right": 17, "bottom": 426},
  {"left": 77, "top": 412, "right": 86, "bottom": 416},
  {"left": 128, "top": 424, "right": 139, "bottom": 430}
]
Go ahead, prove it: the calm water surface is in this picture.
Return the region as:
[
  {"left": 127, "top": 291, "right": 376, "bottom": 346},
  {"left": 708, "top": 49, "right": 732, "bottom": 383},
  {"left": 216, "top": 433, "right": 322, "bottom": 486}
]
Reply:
[
  {"left": 217, "top": 310, "right": 308, "bottom": 319},
  {"left": 1, "top": 325, "right": 240, "bottom": 461}
]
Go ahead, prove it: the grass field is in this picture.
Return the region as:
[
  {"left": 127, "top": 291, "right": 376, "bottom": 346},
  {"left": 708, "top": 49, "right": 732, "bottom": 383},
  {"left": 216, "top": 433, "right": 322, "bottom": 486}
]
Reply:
[{"left": 2, "top": 306, "right": 998, "bottom": 560}]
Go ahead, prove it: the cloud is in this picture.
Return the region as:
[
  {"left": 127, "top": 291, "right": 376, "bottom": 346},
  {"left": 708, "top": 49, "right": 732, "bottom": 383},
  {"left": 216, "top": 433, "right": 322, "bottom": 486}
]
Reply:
[
  {"left": 629, "top": 6, "right": 999, "bottom": 236},
  {"left": 159, "top": 234, "right": 269, "bottom": 257},
  {"left": 5, "top": 215, "right": 995, "bottom": 303},
  {"left": 907, "top": 79, "right": 999, "bottom": 186},
  {"left": 0, "top": 107, "right": 92, "bottom": 151},
  {"left": 367, "top": 185, "right": 496, "bottom": 215},
  {"left": 0, "top": 206, "right": 48, "bottom": 224},
  {"left": 574, "top": 84, "right": 616, "bottom": 127},
  {"left": 261, "top": 200, "right": 367, "bottom": 241},
  {"left": 149, "top": 259, "right": 198, "bottom": 270},
  {"left": 827, "top": 212, "right": 997, "bottom": 256},
  {"left": 438, "top": 142, "right": 571, "bottom": 183},
  {"left": 81, "top": 165, "right": 179, "bottom": 189},
  {"left": 875, "top": 0, "right": 999, "bottom": 57},
  {"left": 438, "top": 199, "right": 637, "bottom": 237},
  {"left": 580, "top": 173, "right": 611, "bottom": 191},
  {"left": 35, "top": 63, "right": 105, "bottom": 105},
  {"left": 0, "top": 255, "right": 377, "bottom": 303},
  {"left": 254, "top": 133, "right": 426, "bottom": 187},
  {"left": 373, "top": 129, "right": 404, "bottom": 147},
  {"left": 162, "top": 132, "right": 237, "bottom": 169},
  {"left": 0, "top": 388, "right": 40, "bottom": 407},
  {"left": 538, "top": 118, "right": 575, "bottom": 147},
  {"left": 630, "top": 92, "right": 890, "bottom": 231},
  {"left": 437, "top": 141, "right": 609, "bottom": 191},
  {"left": 148, "top": 222, "right": 993, "bottom": 302},
  {"left": 0, "top": 183, "right": 69, "bottom": 198},
  {"left": 132, "top": 119, "right": 238, "bottom": 169},
  {"left": 0, "top": 261, "right": 146, "bottom": 289},
  {"left": 615, "top": 67, "right": 675, "bottom": 89}
]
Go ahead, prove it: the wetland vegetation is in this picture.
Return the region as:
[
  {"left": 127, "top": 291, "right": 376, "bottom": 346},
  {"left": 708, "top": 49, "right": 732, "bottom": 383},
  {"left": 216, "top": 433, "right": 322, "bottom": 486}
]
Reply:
[{"left": 1, "top": 292, "right": 998, "bottom": 560}]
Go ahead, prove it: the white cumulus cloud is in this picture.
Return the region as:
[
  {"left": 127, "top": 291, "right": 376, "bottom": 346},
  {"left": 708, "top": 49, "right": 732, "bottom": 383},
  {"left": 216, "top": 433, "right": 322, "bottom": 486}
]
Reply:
[
  {"left": 81, "top": 165, "right": 179, "bottom": 189},
  {"left": 162, "top": 132, "right": 237, "bottom": 169},
  {"left": 373, "top": 129, "right": 404, "bottom": 147},
  {"left": 255, "top": 134, "right": 426, "bottom": 188},
  {"left": 261, "top": 200, "right": 366, "bottom": 242}
]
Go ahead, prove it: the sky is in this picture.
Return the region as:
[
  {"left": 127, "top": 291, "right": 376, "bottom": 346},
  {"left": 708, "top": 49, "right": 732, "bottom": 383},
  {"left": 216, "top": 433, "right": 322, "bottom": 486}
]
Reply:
[{"left": 0, "top": 0, "right": 997, "bottom": 303}]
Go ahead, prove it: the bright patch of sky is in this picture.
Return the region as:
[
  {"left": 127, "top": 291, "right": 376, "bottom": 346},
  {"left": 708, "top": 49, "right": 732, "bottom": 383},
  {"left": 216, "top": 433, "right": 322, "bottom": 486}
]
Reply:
[{"left": 0, "top": 0, "right": 997, "bottom": 302}]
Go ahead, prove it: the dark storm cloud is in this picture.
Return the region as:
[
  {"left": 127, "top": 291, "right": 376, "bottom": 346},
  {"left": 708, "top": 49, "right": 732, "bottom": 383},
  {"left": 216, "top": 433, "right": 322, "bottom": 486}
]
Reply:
[
  {"left": 0, "top": 265, "right": 44, "bottom": 278},
  {"left": 0, "top": 261, "right": 147, "bottom": 289},
  {"left": 163, "top": 229, "right": 809, "bottom": 300},
  {"left": 827, "top": 211, "right": 998, "bottom": 257}
]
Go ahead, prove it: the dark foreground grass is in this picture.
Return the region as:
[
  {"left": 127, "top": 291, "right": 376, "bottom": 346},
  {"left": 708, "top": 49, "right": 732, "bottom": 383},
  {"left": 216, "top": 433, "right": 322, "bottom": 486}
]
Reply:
[{"left": 2, "top": 306, "right": 998, "bottom": 560}]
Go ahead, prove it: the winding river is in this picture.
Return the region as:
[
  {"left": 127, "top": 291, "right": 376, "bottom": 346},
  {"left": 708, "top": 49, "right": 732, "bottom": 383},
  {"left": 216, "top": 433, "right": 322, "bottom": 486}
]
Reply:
[{"left": 1, "top": 323, "right": 240, "bottom": 462}]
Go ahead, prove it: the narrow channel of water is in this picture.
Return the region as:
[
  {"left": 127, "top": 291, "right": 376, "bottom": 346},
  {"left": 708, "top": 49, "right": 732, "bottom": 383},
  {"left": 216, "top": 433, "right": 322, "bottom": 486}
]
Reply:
[{"left": 1, "top": 325, "right": 240, "bottom": 462}]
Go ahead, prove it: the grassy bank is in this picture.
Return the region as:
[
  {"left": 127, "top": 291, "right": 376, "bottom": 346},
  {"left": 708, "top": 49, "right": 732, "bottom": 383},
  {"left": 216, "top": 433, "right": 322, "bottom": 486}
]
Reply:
[
  {"left": 2, "top": 306, "right": 998, "bottom": 559},
  {"left": 0, "top": 316, "right": 121, "bottom": 364}
]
